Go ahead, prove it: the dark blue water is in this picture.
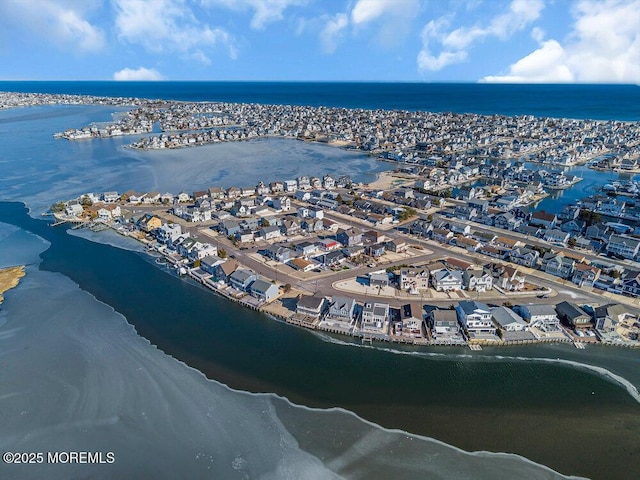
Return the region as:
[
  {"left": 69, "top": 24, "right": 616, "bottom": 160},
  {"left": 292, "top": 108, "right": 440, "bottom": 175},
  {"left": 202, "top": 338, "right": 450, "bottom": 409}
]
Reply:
[{"left": 2, "top": 81, "right": 639, "bottom": 120}]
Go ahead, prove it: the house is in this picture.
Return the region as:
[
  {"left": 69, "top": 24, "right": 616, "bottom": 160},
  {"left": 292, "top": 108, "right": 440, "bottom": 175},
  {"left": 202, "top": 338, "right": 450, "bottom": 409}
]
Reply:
[
  {"left": 272, "top": 197, "right": 291, "bottom": 212},
  {"left": 102, "top": 191, "right": 119, "bottom": 203},
  {"left": 177, "top": 191, "right": 191, "bottom": 203},
  {"left": 542, "top": 253, "right": 575, "bottom": 279},
  {"left": 269, "top": 182, "right": 284, "bottom": 194},
  {"left": 462, "top": 268, "right": 493, "bottom": 292},
  {"left": 177, "top": 238, "right": 217, "bottom": 262},
  {"left": 491, "top": 306, "right": 527, "bottom": 332},
  {"left": 326, "top": 296, "right": 356, "bottom": 323},
  {"left": 385, "top": 240, "right": 407, "bottom": 253},
  {"left": 516, "top": 304, "right": 560, "bottom": 332},
  {"left": 301, "top": 218, "right": 324, "bottom": 233},
  {"left": 530, "top": 211, "right": 557, "bottom": 229},
  {"left": 213, "top": 259, "right": 238, "bottom": 283},
  {"left": 250, "top": 278, "right": 279, "bottom": 303},
  {"left": 260, "top": 245, "right": 295, "bottom": 263},
  {"left": 337, "top": 228, "right": 362, "bottom": 247},
  {"left": 136, "top": 213, "right": 162, "bottom": 233},
  {"left": 229, "top": 269, "right": 257, "bottom": 292},
  {"left": 486, "top": 263, "right": 525, "bottom": 291},
  {"left": 200, "top": 255, "right": 226, "bottom": 276},
  {"left": 369, "top": 272, "right": 389, "bottom": 288},
  {"left": 494, "top": 212, "right": 522, "bottom": 231},
  {"left": 606, "top": 234, "right": 640, "bottom": 260},
  {"left": 295, "top": 241, "right": 318, "bottom": 257},
  {"left": 296, "top": 295, "right": 325, "bottom": 319},
  {"left": 544, "top": 229, "right": 570, "bottom": 246},
  {"left": 429, "top": 309, "right": 461, "bottom": 339},
  {"left": 220, "top": 219, "right": 242, "bottom": 236},
  {"left": 317, "top": 238, "right": 339, "bottom": 251},
  {"left": 290, "top": 257, "right": 315, "bottom": 272},
  {"left": 622, "top": 270, "right": 640, "bottom": 297},
  {"left": 508, "top": 247, "right": 540, "bottom": 268},
  {"left": 396, "top": 304, "right": 424, "bottom": 338},
  {"left": 431, "top": 269, "right": 464, "bottom": 291},
  {"left": 593, "top": 303, "right": 633, "bottom": 334},
  {"left": 399, "top": 269, "right": 430, "bottom": 292},
  {"left": 363, "top": 230, "right": 385, "bottom": 244},
  {"left": 365, "top": 243, "right": 386, "bottom": 258},
  {"left": 361, "top": 302, "right": 390, "bottom": 332},
  {"left": 432, "top": 228, "right": 454, "bottom": 244},
  {"left": 64, "top": 202, "right": 84, "bottom": 217},
  {"left": 556, "top": 301, "right": 592, "bottom": 331},
  {"left": 318, "top": 250, "right": 346, "bottom": 267},
  {"left": 560, "top": 219, "right": 586, "bottom": 234},
  {"left": 456, "top": 300, "right": 496, "bottom": 335},
  {"left": 455, "top": 236, "right": 482, "bottom": 252},
  {"left": 97, "top": 204, "right": 122, "bottom": 221},
  {"left": 572, "top": 263, "right": 601, "bottom": 288},
  {"left": 258, "top": 225, "right": 283, "bottom": 241},
  {"left": 156, "top": 223, "right": 185, "bottom": 245},
  {"left": 208, "top": 187, "right": 224, "bottom": 199}
]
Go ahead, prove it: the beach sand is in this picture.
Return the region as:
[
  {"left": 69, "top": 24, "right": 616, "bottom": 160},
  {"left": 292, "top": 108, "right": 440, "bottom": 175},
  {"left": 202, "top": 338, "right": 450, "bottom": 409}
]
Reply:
[
  {"left": 365, "top": 170, "right": 415, "bottom": 190},
  {"left": 0, "top": 265, "right": 25, "bottom": 304}
]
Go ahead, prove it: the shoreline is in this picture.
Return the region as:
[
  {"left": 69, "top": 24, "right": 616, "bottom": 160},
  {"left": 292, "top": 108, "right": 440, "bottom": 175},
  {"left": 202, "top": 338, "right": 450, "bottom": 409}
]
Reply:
[{"left": 0, "top": 265, "right": 25, "bottom": 304}]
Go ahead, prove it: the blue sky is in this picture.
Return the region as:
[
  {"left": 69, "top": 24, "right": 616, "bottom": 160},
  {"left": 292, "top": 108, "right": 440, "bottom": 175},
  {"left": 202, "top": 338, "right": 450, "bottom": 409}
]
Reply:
[{"left": 0, "top": 0, "right": 638, "bottom": 83}]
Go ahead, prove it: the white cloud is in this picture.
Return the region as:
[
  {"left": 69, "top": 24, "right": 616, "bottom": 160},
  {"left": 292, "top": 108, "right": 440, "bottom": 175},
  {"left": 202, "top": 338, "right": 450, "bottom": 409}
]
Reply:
[
  {"left": 483, "top": 0, "right": 640, "bottom": 83},
  {"left": 320, "top": 13, "right": 349, "bottom": 54},
  {"left": 113, "top": 67, "right": 164, "bottom": 81},
  {"left": 113, "top": 0, "right": 236, "bottom": 62},
  {"left": 417, "top": 0, "right": 544, "bottom": 72},
  {"left": 0, "top": 0, "right": 104, "bottom": 52},
  {"left": 204, "top": 0, "right": 307, "bottom": 30}
]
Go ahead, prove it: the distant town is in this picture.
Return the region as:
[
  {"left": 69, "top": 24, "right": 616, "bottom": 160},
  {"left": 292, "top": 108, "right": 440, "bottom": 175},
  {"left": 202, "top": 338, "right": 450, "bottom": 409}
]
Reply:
[{"left": 3, "top": 91, "right": 639, "bottom": 350}]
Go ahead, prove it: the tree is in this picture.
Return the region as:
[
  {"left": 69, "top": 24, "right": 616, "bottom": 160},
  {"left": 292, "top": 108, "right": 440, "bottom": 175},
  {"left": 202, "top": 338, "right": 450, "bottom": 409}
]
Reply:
[
  {"left": 218, "top": 248, "right": 227, "bottom": 259},
  {"left": 398, "top": 207, "right": 417, "bottom": 221},
  {"left": 80, "top": 195, "right": 93, "bottom": 207},
  {"left": 567, "top": 237, "right": 577, "bottom": 248},
  {"left": 260, "top": 218, "right": 270, "bottom": 227},
  {"left": 283, "top": 283, "right": 292, "bottom": 293},
  {"left": 426, "top": 214, "right": 433, "bottom": 222},
  {"left": 50, "top": 202, "right": 65, "bottom": 213},
  {"left": 336, "top": 194, "right": 344, "bottom": 204}
]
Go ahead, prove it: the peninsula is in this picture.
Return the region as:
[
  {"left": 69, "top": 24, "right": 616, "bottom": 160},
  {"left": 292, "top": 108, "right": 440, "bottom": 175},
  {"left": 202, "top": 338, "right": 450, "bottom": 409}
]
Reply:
[{"left": 0, "top": 266, "right": 25, "bottom": 304}]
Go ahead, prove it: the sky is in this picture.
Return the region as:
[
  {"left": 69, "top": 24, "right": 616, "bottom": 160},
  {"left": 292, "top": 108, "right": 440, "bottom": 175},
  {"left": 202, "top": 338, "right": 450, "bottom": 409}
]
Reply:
[{"left": 0, "top": 0, "right": 638, "bottom": 83}]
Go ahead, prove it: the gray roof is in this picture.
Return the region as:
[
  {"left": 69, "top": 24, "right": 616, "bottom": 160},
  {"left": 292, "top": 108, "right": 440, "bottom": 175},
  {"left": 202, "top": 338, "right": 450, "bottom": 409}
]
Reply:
[
  {"left": 251, "top": 278, "right": 276, "bottom": 294},
  {"left": 297, "top": 295, "right": 325, "bottom": 311},
  {"left": 457, "top": 300, "right": 490, "bottom": 315},
  {"left": 491, "top": 307, "right": 527, "bottom": 328}
]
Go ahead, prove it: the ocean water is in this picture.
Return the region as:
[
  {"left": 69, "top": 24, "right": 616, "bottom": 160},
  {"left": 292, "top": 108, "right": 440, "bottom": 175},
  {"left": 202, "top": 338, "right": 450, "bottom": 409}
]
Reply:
[
  {"left": 1, "top": 81, "right": 639, "bottom": 120},
  {"left": 0, "top": 87, "right": 639, "bottom": 479}
]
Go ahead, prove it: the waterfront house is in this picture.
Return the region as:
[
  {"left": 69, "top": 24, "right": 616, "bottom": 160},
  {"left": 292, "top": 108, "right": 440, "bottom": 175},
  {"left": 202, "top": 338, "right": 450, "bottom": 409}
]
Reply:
[
  {"left": 556, "top": 301, "right": 592, "bottom": 331},
  {"left": 156, "top": 223, "right": 185, "bottom": 245},
  {"left": 65, "top": 202, "right": 84, "bottom": 217},
  {"left": 208, "top": 187, "right": 224, "bottom": 199},
  {"left": 429, "top": 309, "right": 461, "bottom": 339},
  {"left": 361, "top": 302, "right": 390, "bottom": 333},
  {"left": 516, "top": 304, "right": 561, "bottom": 332},
  {"left": 593, "top": 304, "right": 633, "bottom": 335},
  {"left": 396, "top": 304, "right": 424, "bottom": 339},
  {"left": 530, "top": 211, "right": 557, "bottom": 229},
  {"left": 572, "top": 263, "right": 601, "bottom": 288},
  {"left": 456, "top": 301, "right": 496, "bottom": 336},
  {"left": 491, "top": 306, "right": 528, "bottom": 332},
  {"left": 431, "top": 269, "right": 463, "bottom": 291},
  {"left": 213, "top": 260, "right": 238, "bottom": 283},
  {"left": 606, "top": 234, "right": 640, "bottom": 260},
  {"left": 97, "top": 205, "right": 121, "bottom": 221},
  {"left": 178, "top": 238, "right": 217, "bottom": 262},
  {"left": 200, "top": 255, "right": 226, "bottom": 276},
  {"left": 102, "top": 191, "right": 119, "bottom": 203},
  {"left": 249, "top": 278, "right": 279, "bottom": 303},
  {"left": 229, "top": 269, "right": 257, "bottom": 292},
  {"left": 326, "top": 296, "right": 356, "bottom": 324},
  {"left": 296, "top": 295, "right": 325, "bottom": 319},
  {"left": 177, "top": 192, "right": 191, "bottom": 203},
  {"left": 560, "top": 219, "right": 586, "bottom": 234},
  {"left": 136, "top": 213, "right": 162, "bottom": 233},
  {"left": 462, "top": 268, "right": 493, "bottom": 292}
]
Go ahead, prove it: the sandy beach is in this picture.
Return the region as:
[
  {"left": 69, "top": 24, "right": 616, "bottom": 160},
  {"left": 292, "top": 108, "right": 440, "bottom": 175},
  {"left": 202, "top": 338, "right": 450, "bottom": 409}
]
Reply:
[{"left": 0, "top": 265, "right": 24, "bottom": 304}]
